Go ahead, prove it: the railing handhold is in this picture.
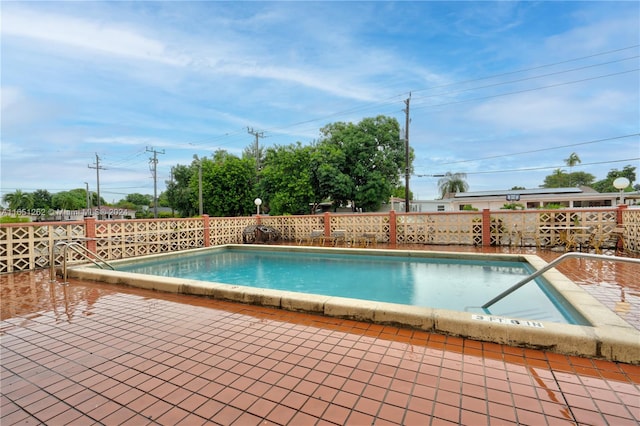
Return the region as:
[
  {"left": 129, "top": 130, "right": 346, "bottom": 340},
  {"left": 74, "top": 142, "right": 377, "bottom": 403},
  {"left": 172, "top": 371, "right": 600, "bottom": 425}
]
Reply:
[{"left": 482, "top": 252, "right": 640, "bottom": 310}]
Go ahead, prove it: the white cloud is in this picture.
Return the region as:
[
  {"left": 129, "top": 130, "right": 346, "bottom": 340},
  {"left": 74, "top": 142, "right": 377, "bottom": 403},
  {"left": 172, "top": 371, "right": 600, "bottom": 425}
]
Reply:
[{"left": 2, "top": 8, "right": 189, "bottom": 67}]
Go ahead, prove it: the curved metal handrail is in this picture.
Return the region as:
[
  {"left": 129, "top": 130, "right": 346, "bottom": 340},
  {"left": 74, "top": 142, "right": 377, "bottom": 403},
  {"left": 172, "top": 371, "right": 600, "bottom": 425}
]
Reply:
[
  {"left": 50, "top": 241, "right": 115, "bottom": 284},
  {"left": 482, "top": 252, "right": 640, "bottom": 309}
]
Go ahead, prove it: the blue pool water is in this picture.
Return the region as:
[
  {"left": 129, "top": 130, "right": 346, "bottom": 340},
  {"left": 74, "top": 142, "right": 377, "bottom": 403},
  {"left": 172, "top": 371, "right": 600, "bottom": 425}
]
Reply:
[{"left": 119, "top": 249, "right": 587, "bottom": 325}]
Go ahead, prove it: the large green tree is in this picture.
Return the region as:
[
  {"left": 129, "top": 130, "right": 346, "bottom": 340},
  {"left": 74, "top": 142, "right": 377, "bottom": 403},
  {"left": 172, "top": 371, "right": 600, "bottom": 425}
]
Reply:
[
  {"left": 542, "top": 169, "right": 595, "bottom": 188},
  {"left": 591, "top": 165, "right": 637, "bottom": 192},
  {"left": 124, "top": 193, "right": 152, "bottom": 207},
  {"left": 32, "top": 189, "right": 52, "bottom": 210},
  {"left": 258, "top": 143, "right": 316, "bottom": 215},
  {"left": 193, "top": 150, "right": 256, "bottom": 217},
  {"left": 51, "top": 190, "right": 87, "bottom": 210},
  {"left": 315, "top": 116, "right": 405, "bottom": 212},
  {"left": 165, "top": 164, "right": 197, "bottom": 217}
]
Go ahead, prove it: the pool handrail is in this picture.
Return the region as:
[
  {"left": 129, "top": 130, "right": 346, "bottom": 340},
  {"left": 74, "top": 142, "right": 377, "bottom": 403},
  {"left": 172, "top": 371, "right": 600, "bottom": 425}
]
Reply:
[
  {"left": 50, "top": 240, "right": 115, "bottom": 284},
  {"left": 482, "top": 252, "right": 640, "bottom": 310}
]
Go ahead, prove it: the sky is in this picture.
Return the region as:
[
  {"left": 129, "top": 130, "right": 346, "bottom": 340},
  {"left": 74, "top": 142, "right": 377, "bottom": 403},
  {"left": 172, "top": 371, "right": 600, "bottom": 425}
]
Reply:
[{"left": 1, "top": 1, "right": 639, "bottom": 205}]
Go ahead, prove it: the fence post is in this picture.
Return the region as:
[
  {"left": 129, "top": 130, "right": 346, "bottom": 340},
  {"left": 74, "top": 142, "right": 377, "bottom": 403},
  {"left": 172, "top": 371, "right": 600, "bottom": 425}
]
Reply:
[
  {"left": 389, "top": 210, "right": 397, "bottom": 245},
  {"left": 84, "top": 216, "right": 97, "bottom": 257},
  {"left": 323, "top": 212, "right": 331, "bottom": 238},
  {"left": 482, "top": 209, "right": 491, "bottom": 247},
  {"left": 617, "top": 204, "right": 628, "bottom": 251},
  {"left": 202, "top": 214, "right": 210, "bottom": 247},
  {"left": 617, "top": 204, "right": 628, "bottom": 224}
]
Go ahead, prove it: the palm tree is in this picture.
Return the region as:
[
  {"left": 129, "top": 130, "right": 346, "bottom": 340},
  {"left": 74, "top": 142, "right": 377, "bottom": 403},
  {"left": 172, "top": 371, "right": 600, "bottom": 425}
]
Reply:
[
  {"left": 437, "top": 172, "right": 469, "bottom": 199},
  {"left": 564, "top": 152, "right": 581, "bottom": 187},
  {"left": 2, "top": 190, "right": 34, "bottom": 210}
]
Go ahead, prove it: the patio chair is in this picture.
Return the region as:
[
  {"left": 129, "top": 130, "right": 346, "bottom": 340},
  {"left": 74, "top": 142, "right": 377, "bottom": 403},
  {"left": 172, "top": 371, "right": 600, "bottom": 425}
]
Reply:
[
  {"left": 585, "top": 227, "right": 610, "bottom": 254},
  {"left": 354, "top": 233, "right": 377, "bottom": 247},
  {"left": 511, "top": 225, "right": 540, "bottom": 248},
  {"left": 326, "top": 229, "right": 347, "bottom": 246},
  {"left": 559, "top": 229, "right": 578, "bottom": 252},
  {"left": 298, "top": 229, "right": 325, "bottom": 246},
  {"left": 611, "top": 226, "right": 626, "bottom": 252}
]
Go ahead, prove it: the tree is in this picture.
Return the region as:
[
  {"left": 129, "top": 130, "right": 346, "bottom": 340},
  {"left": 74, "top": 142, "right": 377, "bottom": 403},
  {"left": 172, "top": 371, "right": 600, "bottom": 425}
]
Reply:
[
  {"left": 316, "top": 116, "right": 405, "bottom": 211},
  {"left": 124, "top": 193, "right": 152, "bottom": 207},
  {"left": 564, "top": 152, "right": 581, "bottom": 186},
  {"left": 2, "top": 190, "right": 34, "bottom": 210},
  {"left": 51, "top": 191, "right": 86, "bottom": 210},
  {"left": 542, "top": 169, "right": 569, "bottom": 188},
  {"left": 437, "top": 172, "right": 469, "bottom": 199},
  {"left": 258, "top": 143, "right": 316, "bottom": 215},
  {"left": 542, "top": 169, "right": 595, "bottom": 188},
  {"left": 165, "top": 164, "right": 197, "bottom": 217},
  {"left": 591, "top": 165, "right": 637, "bottom": 192},
  {"left": 193, "top": 150, "right": 256, "bottom": 217},
  {"left": 32, "top": 189, "right": 52, "bottom": 210},
  {"left": 310, "top": 139, "right": 353, "bottom": 211},
  {"left": 391, "top": 186, "right": 412, "bottom": 200}
]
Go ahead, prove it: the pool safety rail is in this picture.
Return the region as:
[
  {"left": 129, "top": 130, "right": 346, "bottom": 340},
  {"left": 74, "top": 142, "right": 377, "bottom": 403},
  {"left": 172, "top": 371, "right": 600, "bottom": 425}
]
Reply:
[
  {"left": 482, "top": 252, "right": 640, "bottom": 309},
  {"left": 50, "top": 240, "right": 115, "bottom": 284}
]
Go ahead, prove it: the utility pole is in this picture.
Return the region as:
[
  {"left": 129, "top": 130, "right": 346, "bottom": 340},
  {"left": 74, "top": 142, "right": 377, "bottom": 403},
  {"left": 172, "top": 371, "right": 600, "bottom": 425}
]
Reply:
[
  {"left": 247, "top": 127, "right": 265, "bottom": 175},
  {"left": 404, "top": 93, "right": 411, "bottom": 213},
  {"left": 170, "top": 167, "right": 175, "bottom": 217},
  {"left": 193, "top": 155, "right": 203, "bottom": 216},
  {"left": 88, "top": 154, "right": 105, "bottom": 219},
  {"left": 84, "top": 182, "right": 90, "bottom": 211},
  {"left": 146, "top": 146, "right": 165, "bottom": 218}
]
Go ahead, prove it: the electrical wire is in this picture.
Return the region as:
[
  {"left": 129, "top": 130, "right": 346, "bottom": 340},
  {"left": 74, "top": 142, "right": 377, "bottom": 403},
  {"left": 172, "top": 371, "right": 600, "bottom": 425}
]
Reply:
[
  {"left": 414, "top": 157, "right": 640, "bottom": 177},
  {"left": 434, "top": 134, "right": 640, "bottom": 166}
]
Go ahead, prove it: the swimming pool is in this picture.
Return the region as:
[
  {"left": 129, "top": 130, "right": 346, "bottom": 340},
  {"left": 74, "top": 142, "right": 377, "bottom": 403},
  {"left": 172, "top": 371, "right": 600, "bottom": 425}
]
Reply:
[
  {"left": 117, "top": 248, "right": 587, "bottom": 325},
  {"left": 68, "top": 245, "right": 640, "bottom": 362}
]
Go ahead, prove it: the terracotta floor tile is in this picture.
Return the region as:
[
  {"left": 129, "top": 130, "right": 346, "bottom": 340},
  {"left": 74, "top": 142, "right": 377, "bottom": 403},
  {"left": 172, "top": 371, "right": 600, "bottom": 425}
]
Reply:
[
  {"left": 595, "top": 398, "right": 637, "bottom": 418},
  {"left": 212, "top": 404, "right": 243, "bottom": 425},
  {"left": 319, "top": 403, "right": 350, "bottom": 425},
  {"left": 3, "top": 260, "right": 640, "bottom": 425},
  {"left": 461, "top": 409, "right": 490, "bottom": 425},
  {"left": 288, "top": 410, "right": 320, "bottom": 425},
  {"left": 300, "top": 397, "right": 330, "bottom": 417},
  {"left": 354, "top": 395, "right": 382, "bottom": 416},
  {"left": 603, "top": 412, "right": 640, "bottom": 426},
  {"left": 488, "top": 401, "right": 518, "bottom": 424},
  {"left": 265, "top": 404, "right": 297, "bottom": 425},
  {"left": 193, "top": 398, "right": 225, "bottom": 420}
]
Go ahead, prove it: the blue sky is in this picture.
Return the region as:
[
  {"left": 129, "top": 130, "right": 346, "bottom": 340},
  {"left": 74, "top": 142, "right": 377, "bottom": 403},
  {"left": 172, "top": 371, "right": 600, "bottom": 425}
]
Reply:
[{"left": 1, "top": 1, "right": 639, "bottom": 204}]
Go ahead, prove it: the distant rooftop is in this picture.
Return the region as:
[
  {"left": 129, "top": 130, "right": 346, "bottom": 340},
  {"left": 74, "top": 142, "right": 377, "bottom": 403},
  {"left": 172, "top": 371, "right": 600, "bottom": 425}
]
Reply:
[{"left": 453, "top": 187, "right": 585, "bottom": 198}]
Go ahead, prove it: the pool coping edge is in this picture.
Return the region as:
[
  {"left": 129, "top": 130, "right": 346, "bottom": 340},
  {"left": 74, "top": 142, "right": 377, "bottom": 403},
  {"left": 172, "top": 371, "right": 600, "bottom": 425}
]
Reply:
[{"left": 67, "top": 244, "right": 640, "bottom": 364}]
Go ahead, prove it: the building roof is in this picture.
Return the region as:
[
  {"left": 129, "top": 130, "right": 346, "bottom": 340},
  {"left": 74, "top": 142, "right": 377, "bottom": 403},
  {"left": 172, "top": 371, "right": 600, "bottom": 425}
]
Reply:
[{"left": 453, "top": 187, "right": 584, "bottom": 198}]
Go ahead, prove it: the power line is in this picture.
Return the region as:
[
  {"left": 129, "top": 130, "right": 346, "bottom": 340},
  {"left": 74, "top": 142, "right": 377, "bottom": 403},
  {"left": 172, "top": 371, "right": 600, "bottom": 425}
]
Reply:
[
  {"left": 410, "top": 56, "right": 638, "bottom": 106},
  {"left": 153, "top": 45, "right": 639, "bottom": 152},
  {"left": 415, "top": 157, "right": 640, "bottom": 177},
  {"left": 410, "top": 45, "right": 639, "bottom": 96},
  {"left": 411, "top": 68, "right": 639, "bottom": 112},
  {"left": 434, "top": 134, "right": 640, "bottom": 166}
]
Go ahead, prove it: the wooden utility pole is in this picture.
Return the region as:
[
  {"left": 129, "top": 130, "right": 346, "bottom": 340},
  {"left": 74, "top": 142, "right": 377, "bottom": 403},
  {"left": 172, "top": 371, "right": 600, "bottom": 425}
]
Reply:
[
  {"left": 88, "top": 154, "right": 105, "bottom": 219},
  {"left": 404, "top": 94, "right": 411, "bottom": 213},
  {"left": 146, "top": 146, "right": 165, "bottom": 218},
  {"left": 247, "top": 127, "right": 265, "bottom": 175}
]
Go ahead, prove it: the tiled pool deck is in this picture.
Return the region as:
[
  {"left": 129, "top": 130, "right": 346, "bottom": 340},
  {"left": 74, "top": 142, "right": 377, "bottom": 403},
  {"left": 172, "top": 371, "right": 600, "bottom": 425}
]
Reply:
[{"left": 1, "top": 245, "right": 639, "bottom": 425}]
